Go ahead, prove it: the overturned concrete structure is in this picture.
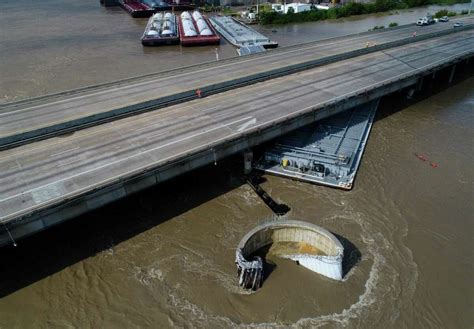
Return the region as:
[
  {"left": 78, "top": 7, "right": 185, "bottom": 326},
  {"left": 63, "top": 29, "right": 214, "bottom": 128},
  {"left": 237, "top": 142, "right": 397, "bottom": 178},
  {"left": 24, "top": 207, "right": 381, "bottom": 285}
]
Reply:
[{"left": 236, "top": 220, "right": 344, "bottom": 290}]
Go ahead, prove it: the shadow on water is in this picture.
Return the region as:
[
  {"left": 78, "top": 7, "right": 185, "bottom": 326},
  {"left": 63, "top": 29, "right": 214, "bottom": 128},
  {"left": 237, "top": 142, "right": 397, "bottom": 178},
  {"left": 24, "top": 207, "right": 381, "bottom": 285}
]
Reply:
[
  {"left": 0, "top": 157, "right": 247, "bottom": 298},
  {"left": 246, "top": 173, "right": 291, "bottom": 216},
  {"left": 333, "top": 233, "right": 362, "bottom": 278}
]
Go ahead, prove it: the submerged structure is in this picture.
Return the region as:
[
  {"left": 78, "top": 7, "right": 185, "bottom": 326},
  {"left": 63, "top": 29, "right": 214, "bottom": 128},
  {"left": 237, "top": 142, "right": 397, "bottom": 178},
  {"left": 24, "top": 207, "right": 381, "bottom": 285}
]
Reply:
[
  {"left": 236, "top": 220, "right": 344, "bottom": 290},
  {"left": 209, "top": 16, "right": 278, "bottom": 52},
  {"left": 254, "top": 99, "right": 380, "bottom": 189},
  {"left": 141, "top": 12, "right": 180, "bottom": 46}
]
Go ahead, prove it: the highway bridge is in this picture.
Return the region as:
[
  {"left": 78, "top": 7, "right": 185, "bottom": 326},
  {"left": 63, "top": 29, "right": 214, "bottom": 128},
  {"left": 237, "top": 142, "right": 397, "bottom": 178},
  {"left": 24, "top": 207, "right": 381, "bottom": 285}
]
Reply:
[{"left": 0, "top": 19, "right": 473, "bottom": 246}]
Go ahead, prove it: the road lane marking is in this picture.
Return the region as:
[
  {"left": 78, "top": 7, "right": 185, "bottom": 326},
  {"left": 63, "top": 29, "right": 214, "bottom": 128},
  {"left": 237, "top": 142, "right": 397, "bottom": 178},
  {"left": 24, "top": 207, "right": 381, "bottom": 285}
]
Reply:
[
  {"left": 237, "top": 118, "right": 257, "bottom": 132},
  {"left": 2, "top": 21, "right": 468, "bottom": 116},
  {"left": 1, "top": 47, "right": 472, "bottom": 222},
  {"left": 0, "top": 116, "right": 253, "bottom": 205}
]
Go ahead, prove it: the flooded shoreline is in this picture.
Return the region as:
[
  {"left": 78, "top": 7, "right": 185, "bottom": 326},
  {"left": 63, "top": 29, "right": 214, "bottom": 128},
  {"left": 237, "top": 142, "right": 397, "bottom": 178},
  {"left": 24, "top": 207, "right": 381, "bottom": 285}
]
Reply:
[{"left": 0, "top": 0, "right": 473, "bottom": 327}]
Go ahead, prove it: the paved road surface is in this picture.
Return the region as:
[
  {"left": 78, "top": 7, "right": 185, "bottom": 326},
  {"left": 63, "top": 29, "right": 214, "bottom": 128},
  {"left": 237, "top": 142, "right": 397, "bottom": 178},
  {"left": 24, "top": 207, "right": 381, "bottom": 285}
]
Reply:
[
  {"left": 1, "top": 30, "right": 472, "bottom": 224},
  {"left": 0, "top": 17, "right": 472, "bottom": 145}
]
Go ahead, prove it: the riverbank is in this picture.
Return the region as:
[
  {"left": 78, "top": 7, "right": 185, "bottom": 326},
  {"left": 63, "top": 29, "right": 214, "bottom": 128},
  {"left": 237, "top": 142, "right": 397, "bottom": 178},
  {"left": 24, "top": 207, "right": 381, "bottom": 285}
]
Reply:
[{"left": 259, "top": 0, "right": 470, "bottom": 24}]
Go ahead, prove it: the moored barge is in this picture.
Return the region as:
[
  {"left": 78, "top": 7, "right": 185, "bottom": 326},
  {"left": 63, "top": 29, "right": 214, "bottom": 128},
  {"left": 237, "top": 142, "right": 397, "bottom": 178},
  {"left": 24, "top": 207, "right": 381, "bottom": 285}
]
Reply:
[
  {"left": 142, "top": 0, "right": 194, "bottom": 11},
  {"left": 178, "top": 11, "right": 220, "bottom": 46},
  {"left": 141, "top": 12, "right": 180, "bottom": 46},
  {"left": 120, "top": 0, "right": 154, "bottom": 17},
  {"left": 209, "top": 16, "right": 278, "bottom": 49}
]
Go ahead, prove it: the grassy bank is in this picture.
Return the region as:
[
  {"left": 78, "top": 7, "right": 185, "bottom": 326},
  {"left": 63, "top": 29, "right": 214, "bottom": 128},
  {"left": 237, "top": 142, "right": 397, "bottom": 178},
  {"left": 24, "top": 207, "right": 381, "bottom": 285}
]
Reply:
[{"left": 259, "top": 0, "right": 470, "bottom": 25}]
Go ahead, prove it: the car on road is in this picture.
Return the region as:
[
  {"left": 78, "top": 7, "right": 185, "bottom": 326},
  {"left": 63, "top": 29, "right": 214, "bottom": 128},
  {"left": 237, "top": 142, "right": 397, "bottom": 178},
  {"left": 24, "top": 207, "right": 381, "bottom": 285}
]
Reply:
[
  {"left": 416, "top": 15, "right": 435, "bottom": 26},
  {"left": 453, "top": 22, "right": 464, "bottom": 28},
  {"left": 416, "top": 17, "right": 427, "bottom": 26},
  {"left": 439, "top": 16, "right": 449, "bottom": 22}
]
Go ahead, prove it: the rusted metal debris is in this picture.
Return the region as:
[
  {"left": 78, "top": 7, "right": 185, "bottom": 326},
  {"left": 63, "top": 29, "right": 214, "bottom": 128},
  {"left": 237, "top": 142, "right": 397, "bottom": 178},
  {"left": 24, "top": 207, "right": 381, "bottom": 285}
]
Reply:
[{"left": 235, "top": 249, "right": 263, "bottom": 290}]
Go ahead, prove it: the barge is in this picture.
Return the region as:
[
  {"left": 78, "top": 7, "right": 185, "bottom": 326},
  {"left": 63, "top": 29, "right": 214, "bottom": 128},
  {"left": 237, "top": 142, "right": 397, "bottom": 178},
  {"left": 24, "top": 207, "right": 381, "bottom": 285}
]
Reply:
[
  {"left": 142, "top": 0, "right": 194, "bottom": 11},
  {"left": 178, "top": 11, "right": 220, "bottom": 46},
  {"left": 165, "top": 0, "right": 195, "bottom": 10},
  {"left": 141, "top": 12, "right": 180, "bottom": 46},
  {"left": 253, "top": 100, "right": 380, "bottom": 190},
  {"left": 120, "top": 0, "right": 154, "bottom": 17},
  {"left": 209, "top": 16, "right": 278, "bottom": 50}
]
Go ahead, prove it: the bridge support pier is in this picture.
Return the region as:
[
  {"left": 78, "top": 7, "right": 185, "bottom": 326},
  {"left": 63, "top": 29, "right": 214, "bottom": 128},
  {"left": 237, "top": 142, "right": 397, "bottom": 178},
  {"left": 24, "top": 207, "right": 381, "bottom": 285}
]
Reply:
[
  {"left": 417, "top": 77, "right": 424, "bottom": 91},
  {"left": 244, "top": 151, "right": 253, "bottom": 175},
  {"left": 448, "top": 65, "right": 456, "bottom": 84}
]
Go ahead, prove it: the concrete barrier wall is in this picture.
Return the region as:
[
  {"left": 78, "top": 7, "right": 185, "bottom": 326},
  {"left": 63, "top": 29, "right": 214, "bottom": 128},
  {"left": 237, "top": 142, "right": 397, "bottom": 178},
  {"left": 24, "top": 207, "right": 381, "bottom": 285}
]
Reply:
[{"left": 2, "top": 24, "right": 472, "bottom": 149}]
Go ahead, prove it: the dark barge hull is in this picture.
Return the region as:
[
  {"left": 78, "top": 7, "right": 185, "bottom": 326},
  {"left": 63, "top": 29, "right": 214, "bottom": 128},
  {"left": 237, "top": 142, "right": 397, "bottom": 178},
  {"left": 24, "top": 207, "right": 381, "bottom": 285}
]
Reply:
[
  {"left": 263, "top": 43, "right": 279, "bottom": 49},
  {"left": 141, "top": 38, "right": 180, "bottom": 46},
  {"left": 120, "top": 0, "right": 154, "bottom": 17}
]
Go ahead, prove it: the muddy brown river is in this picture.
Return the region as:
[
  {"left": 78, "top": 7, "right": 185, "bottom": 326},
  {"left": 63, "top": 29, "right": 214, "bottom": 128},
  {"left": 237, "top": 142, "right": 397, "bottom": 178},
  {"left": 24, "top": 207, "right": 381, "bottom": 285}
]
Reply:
[{"left": 0, "top": 0, "right": 473, "bottom": 328}]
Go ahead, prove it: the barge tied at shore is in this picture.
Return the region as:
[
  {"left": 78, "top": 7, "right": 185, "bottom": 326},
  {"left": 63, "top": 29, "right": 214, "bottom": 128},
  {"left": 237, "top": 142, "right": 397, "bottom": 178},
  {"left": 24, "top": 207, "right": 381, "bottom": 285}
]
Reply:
[
  {"left": 142, "top": 0, "right": 195, "bottom": 11},
  {"left": 141, "top": 12, "right": 180, "bottom": 46},
  {"left": 209, "top": 16, "right": 278, "bottom": 50},
  {"left": 178, "top": 11, "right": 220, "bottom": 46},
  {"left": 120, "top": 0, "right": 154, "bottom": 17}
]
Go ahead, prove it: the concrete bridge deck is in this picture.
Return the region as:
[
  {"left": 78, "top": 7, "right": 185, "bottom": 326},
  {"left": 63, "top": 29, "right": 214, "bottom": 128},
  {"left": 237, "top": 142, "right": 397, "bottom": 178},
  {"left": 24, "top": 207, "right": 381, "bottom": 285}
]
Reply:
[
  {"left": 1, "top": 30, "right": 472, "bottom": 245},
  {"left": 1, "top": 16, "right": 472, "bottom": 148}
]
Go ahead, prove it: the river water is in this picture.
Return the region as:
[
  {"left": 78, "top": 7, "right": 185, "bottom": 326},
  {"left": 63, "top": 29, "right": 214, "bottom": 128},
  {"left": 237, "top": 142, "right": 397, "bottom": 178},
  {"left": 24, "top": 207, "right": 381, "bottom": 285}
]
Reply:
[{"left": 0, "top": 0, "right": 473, "bottom": 328}]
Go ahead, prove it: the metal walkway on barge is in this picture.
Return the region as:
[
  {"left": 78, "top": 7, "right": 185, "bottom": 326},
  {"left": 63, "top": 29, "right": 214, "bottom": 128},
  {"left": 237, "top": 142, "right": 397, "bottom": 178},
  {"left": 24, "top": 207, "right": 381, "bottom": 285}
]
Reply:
[{"left": 254, "top": 99, "right": 380, "bottom": 189}]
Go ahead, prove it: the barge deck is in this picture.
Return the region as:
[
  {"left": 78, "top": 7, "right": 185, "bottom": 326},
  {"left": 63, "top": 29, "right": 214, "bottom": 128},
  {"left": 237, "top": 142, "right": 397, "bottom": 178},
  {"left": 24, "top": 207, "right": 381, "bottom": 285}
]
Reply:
[
  {"left": 141, "top": 12, "right": 180, "bottom": 46},
  {"left": 178, "top": 11, "right": 220, "bottom": 46},
  {"left": 254, "top": 99, "right": 380, "bottom": 190},
  {"left": 209, "top": 16, "right": 277, "bottom": 50},
  {"left": 120, "top": 0, "right": 154, "bottom": 17}
]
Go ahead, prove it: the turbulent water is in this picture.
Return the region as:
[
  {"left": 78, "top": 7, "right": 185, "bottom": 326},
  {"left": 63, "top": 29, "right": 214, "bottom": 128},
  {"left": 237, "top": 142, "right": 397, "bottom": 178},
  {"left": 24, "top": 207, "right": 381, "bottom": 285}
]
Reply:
[{"left": 0, "top": 0, "right": 473, "bottom": 328}]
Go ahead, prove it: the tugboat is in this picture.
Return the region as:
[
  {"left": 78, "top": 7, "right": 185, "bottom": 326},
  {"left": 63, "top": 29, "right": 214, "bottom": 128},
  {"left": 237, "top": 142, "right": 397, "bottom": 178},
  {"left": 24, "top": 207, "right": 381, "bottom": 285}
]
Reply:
[{"left": 141, "top": 12, "right": 180, "bottom": 46}]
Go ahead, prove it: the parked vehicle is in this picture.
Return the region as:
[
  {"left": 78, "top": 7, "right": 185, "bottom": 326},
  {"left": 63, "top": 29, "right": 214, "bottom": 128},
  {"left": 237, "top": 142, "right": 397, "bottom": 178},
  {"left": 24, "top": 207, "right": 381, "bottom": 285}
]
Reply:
[{"left": 439, "top": 16, "right": 449, "bottom": 22}]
